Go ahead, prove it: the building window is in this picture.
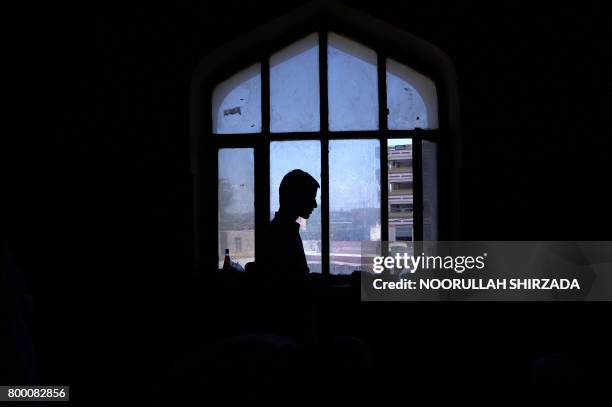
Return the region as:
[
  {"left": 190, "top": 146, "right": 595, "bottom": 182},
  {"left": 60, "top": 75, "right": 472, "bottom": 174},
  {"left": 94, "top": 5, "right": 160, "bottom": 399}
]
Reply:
[
  {"left": 390, "top": 182, "right": 412, "bottom": 192},
  {"left": 395, "top": 226, "right": 413, "bottom": 242},
  {"left": 390, "top": 204, "right": 413, "bottom": 213},
  {"left": 390, "top": 160, "right": 412, "bottom": 169},
  {"left": 192, "top": 3, "right": 460, "bottom": 274}
]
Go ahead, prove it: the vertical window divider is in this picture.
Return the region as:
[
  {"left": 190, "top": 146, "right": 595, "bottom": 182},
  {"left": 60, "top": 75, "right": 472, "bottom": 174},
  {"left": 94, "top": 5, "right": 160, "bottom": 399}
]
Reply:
[
  {"left": 378, "top": 53, "right": 389, "bottom": 254},
  {"left": 319, "top": 30, "right": 330, "bottom": 276},
  {"left": 255, "top": 59, "right": 271, "bottom": 264}
]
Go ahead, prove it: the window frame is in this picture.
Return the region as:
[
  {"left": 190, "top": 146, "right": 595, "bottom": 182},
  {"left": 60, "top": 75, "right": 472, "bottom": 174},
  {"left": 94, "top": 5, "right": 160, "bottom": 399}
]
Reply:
[{"left": 191, "top": 1, "right": 461, "bottom": 274}]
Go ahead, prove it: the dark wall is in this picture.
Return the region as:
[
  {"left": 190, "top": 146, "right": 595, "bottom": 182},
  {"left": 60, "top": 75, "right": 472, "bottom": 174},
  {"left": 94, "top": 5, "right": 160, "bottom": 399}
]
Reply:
[{"left": 6, "top": 0, "right": 610, "bottom": 399}]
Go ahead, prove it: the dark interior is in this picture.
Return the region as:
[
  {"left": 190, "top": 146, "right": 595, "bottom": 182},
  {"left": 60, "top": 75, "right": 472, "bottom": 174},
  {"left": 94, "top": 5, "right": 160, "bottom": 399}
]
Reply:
[{"left": 5, "top": 0, "right": 611, "bottom": 403}]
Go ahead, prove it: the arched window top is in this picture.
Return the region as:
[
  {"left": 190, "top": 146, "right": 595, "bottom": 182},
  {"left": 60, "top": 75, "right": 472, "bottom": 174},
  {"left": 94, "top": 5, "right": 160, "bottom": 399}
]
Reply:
[{"left": 210, "top": 31, "right": 440, "bottom": 135}]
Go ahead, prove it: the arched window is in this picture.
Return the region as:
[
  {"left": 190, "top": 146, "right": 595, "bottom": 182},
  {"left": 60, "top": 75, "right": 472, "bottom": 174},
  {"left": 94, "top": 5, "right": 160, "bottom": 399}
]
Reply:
[{"left": 191, "top": 1, "right": 460, "bottom": 275}]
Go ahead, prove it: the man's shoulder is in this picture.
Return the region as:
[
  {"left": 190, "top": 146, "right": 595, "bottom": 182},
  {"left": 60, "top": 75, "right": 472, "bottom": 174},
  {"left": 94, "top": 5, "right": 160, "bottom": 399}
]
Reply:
[
  {"left": 268, "top": 216, "right": 296, "bottom": 232},
  {"left": 264, "top": 217, "right": 290, "bottom": 242}
]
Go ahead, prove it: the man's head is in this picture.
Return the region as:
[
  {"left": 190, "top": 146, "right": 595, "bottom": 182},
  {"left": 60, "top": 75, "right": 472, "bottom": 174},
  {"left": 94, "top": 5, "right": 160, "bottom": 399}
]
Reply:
[{"left": 279, "top": 169, "right": 320, "bottom": 219}]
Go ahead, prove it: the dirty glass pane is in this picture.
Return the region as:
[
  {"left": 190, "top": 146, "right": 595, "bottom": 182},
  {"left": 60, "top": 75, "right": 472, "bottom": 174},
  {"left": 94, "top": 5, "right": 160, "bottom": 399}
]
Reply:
[
  {"left": 328, "top": 33, "right": 378, "bottom": 131},
  {"left": 218, "top": 148, "right": 255, "bottom": 269},
  {"left": 386, "top": 58, "right": 438, "bottom": 130},
  {"left": 329, "top": 139, "right": 380, "bottom": 274},
  {"left": 387, "top": 139, "right": 413, "bottom": 247},
  {"left": 270, "top": 141, "right": 322, "bottom": 273},
  {"left": 422, "top": 140, "right": 438, "bottom": 240},
  {"left": 270, "top": 33, "right": 320, "bottom": 133},
  {"left": 212, "top": 64, "right": 261, "bottom": 134}
]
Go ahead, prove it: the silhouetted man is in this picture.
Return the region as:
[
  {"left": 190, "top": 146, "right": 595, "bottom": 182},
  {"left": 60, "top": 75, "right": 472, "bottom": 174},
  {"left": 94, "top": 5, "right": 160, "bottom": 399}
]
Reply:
[
  {"left": 261, "top": 169, "right": 319, "bottom": 282},
  {"left": 258, "top": 169, "right": 320, "bottom": 341}
]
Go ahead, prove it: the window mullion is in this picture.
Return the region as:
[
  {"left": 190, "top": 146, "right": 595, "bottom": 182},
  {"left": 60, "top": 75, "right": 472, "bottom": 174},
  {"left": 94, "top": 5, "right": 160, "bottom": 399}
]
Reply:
[
  {"left": 378, "top": 53, "right": 389, "bottom": 245},
  {"left": 319, "top": 30, "right": 330, "bottom": 276},
  {"left": 255, "top": 58, "right": 271, "bottom": 265}
]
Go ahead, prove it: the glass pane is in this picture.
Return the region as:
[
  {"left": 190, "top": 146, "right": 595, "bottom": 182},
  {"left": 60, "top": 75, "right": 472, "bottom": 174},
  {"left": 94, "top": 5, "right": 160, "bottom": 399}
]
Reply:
[
  {"left": 329, "top": 139, "right": 380, "bottom": 274},
  {"left": 328, "top": 33, "right": 378, "bottom": 131},
  {"left": 422, "top": 140, "right": 438, "bottom": 240},
  {"left": 386, "top": 58, "right": 438, "bottom": 130},
  {"left": 212, "top": 64, "right": 261, "bottom": 134},
  {"left": 270, "top": 33, "right": 320, "bottom": 133},
  {"left": 270, "top": 141, "right": 322, "bottom": 273},
  {"left": 218, "top": 148, "right": 255, "bottom": 268},
  {"left": 387, "top": 139, "right": 414, "bottom": 248}
]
